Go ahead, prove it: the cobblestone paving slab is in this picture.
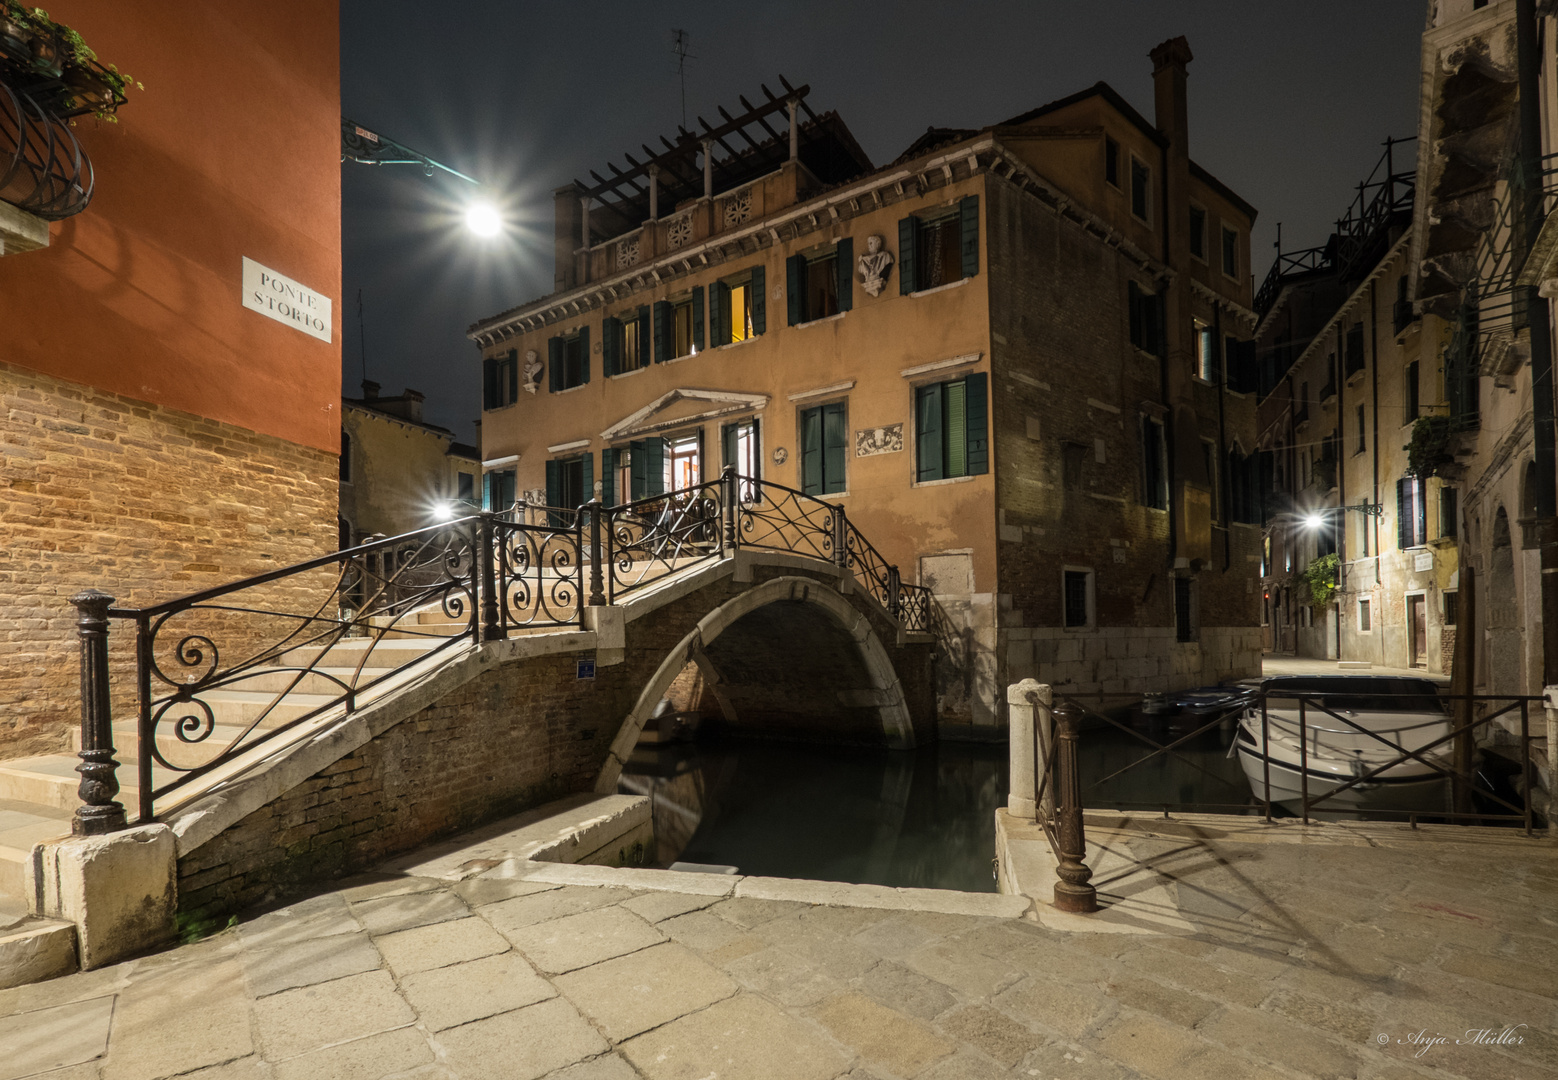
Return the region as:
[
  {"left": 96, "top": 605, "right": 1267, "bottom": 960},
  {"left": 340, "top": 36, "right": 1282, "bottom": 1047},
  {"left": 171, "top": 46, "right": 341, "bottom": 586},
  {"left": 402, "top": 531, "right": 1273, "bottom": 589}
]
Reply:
[{"left": 2, "top": 817, "right": 1555, "bottom": 1080}]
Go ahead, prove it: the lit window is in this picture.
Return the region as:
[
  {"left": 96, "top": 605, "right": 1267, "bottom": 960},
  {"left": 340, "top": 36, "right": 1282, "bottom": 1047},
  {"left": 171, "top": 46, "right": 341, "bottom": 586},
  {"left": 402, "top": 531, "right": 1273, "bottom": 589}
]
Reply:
[
  {"left": 710, "top": 267, "right": 764, "bottom": 346},
  {"left": 668, "top": 433, "right": 701, "bottom": 490},
  {"left": 898, "top": 197, "right": 979, "bottom": 293},
  {"left": 723, "top": 419, "right": 761, "bottom": 501}
]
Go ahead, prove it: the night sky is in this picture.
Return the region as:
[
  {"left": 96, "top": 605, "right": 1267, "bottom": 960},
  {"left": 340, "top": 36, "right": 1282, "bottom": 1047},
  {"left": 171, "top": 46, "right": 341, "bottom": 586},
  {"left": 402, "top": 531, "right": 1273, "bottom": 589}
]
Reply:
[{"left": 340, "top": 0, "right": 1426, "bottom": 443}]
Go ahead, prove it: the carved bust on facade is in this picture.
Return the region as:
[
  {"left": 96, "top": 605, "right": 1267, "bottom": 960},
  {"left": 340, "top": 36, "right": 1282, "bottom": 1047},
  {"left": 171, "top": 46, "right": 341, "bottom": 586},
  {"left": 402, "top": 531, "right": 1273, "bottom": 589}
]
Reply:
[
  {"left": 522, "top": 349, "right": 542, "bottom": 393},
  {"left": 858, "top": 234, "right": 894, "bottom": 297}
]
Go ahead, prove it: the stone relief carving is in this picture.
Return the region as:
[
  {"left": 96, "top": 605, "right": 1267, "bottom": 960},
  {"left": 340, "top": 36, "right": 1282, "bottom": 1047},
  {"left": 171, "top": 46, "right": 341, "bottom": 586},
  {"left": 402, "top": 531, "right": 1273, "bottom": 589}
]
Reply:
[
  {"left": 667, "top": 214, "right": 693, "bottom": 249},
  {"left": 522, "top": 350, "right": 542, "bottom": 394},
  {"left": 855, "top": 424, "right": 904, "bottom": 457},
  {"left": 771, "top": 446, "right": 789, "bottom": 465},
  {"left": 723, "top": 188, "right": 752, "bottom": 227},
  {"left": 857, "top": 234, "right": 894, "bottom": 297},
  {"left": 616, "top": 236, "right": 640, "bottom": 269}
]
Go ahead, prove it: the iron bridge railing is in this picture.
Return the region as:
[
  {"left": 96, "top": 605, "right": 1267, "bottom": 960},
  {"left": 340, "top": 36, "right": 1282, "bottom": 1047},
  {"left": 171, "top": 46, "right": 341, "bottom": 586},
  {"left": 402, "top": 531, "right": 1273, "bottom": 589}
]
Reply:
[{"left": 67, "top": 469, "right": 938, "bottom": 831}]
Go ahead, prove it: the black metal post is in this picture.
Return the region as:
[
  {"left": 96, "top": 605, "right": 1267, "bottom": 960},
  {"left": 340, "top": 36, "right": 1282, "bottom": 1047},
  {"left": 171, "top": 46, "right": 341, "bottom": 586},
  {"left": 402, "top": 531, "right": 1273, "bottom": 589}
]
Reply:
[
  {"left": 888, "top": 567, "right": 901, "bottom": 618},
  {"left": 1299, "top": 695, "right": 1310, "bottom": 824},
  {"left": 722, "top": 466, "right": 738, "bottom": 556},
  {"left": 1260, "top": 691, "right": 1272, "bottom": 823},
  {"left": 71, "top": 589, "right": 126, "bottom": 836},
  {"left": 135, "top": 614, "right": 154, "bottom": 824},
  {"left": 832, "top": 506, "right": 849, "bottom": 569},
  {"left": 479, "top": 515, "right": 504, "bottom": 641},
  {"left": 1050, "top": 700, "right": 1097, "bottom": 913},
  {"left": 586, "top": 499, "right": 606, "bottom": 606}
]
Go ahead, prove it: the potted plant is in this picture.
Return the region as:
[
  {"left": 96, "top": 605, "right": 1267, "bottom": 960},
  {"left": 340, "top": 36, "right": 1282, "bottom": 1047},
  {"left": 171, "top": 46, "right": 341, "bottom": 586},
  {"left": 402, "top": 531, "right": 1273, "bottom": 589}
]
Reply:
[
  {"left": 1, "top": 3, "right": 138, "bottom": 121},
  {"left": 1404, "top": 415, "right": 1457, "bottom": 479}
]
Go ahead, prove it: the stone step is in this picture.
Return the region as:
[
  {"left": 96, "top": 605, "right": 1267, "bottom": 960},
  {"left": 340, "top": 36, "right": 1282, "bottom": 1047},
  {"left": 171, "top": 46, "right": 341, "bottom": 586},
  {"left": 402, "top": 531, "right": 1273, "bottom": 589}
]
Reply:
[
  {"left": 0, "top": 903, "right": 76, "bottom": 990},
  {"left": 279, "top": 637, "right": 449, "bottom": 670},
  {"left": 0, "top": 756, "right": 141, "bottom": 815},
  {"left": 0, "top": 797, "right": 73, "bottom": 900},
  {"left": 209, "top": 665, "right": 396, "bottom": 696}
]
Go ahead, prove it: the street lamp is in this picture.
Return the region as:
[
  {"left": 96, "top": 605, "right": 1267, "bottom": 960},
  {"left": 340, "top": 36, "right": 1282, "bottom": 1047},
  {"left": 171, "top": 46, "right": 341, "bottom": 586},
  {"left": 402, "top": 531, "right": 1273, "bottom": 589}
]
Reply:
[{"left": 341, "top": 117, "right": 501, "bottom": 237}]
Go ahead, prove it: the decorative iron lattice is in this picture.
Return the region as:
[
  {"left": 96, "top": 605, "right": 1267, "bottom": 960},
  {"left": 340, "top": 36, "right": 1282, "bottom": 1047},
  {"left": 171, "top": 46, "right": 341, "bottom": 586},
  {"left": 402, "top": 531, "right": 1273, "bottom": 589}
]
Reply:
[
  {"left": 0, "top": 79, "right": 92, "bottom": 219},
  {"left": 604, "top": 480, "right": 725, "bottom": 600}
]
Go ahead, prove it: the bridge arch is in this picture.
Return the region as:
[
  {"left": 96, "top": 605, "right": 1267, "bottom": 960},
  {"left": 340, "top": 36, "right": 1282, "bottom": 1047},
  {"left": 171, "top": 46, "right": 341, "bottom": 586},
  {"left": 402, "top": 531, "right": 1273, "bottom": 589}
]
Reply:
[{"left": 594, "top": 574, "right": 915, "bottom": 793}]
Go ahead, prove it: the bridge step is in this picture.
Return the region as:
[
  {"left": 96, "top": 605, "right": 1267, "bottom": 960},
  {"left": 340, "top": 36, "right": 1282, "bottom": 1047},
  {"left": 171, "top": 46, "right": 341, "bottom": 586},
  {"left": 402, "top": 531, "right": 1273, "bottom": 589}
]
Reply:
[
  {"left": 0, "top": 905, "right": 76, "bottom": 990},
  {"left": 280, "top": 637, "right": 450, "bottom": 670}
]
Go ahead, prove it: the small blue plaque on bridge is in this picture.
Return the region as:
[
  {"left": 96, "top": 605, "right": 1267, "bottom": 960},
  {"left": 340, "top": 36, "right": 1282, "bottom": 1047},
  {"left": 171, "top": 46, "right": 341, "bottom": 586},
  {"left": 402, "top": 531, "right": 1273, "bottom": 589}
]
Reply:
[{"left": 577, "top": 657, "right": 596, "bottom": 681}]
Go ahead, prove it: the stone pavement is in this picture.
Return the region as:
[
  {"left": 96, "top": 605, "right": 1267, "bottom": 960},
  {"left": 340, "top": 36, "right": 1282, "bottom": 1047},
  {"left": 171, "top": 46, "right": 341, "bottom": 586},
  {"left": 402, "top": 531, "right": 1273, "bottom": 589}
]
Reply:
[{"left": 2, "top": 817, "right": 1556, "bottom": 1080}]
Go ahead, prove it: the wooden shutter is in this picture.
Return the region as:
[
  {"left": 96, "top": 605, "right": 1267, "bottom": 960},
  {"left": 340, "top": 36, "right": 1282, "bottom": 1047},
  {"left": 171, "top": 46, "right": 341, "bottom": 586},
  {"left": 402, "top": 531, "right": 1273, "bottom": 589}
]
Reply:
[
  {"left": 691, "top": 287, "right": 704, "bottom": 351},
  {"left": 787, "top": 255, "right": 805, "bottom": 325},
  {"left": 823, "top": 401, "right": 847, "bottom": 494},
  {"left": 1416, "top": 479, "right": 1426, "bottom": 546},
  {"left": 653, "top": 301, "right": 671, "bottom": 362},
  {"left": 898, "top": 216, "right": 919, "bottom": 294},
  {"left": 965, "top": 372, "right": 989, "bottom": 475},
  {"left": 600, "top": 448, "right": 616, "bottom": 506},
  {"left": 482, "top": 471, "right": 493, "bottom": 510},
  {"left": 1396, "top": 479, "right": 1411, "bottom": 550},
  {"left": 548, "top": 336, "right": 563, "bottom": 392},
  {"left": 601, "top": 316, "right": 621, "bottom": 377},
  {"left": 722, "top": 422, "right": 738, "bottom": 469},
  {"left": 638, "top": 306, "right": 652, "bottom": 362},
  {"left": 504, "top": 351, "right": 518, "bottom": 404},
  {"left": 630, "top": 440, "right": 646, "bottom": 500},
  {"left": 750, "top": 264, "right": 766, "bottom": 334},
  {"left": 578, "top": 326, "right": 590, "bottom": 383},
  {"left": 710, "top": 282, "right": 729, "bottom": 346},
  {"left": 580, "top": 452, "right": 593, "bottom": 505},
  {"left": 917, "top": 383, "right": 943, "bottom": 482},
  {"left": 801, "top": 407, "right": 823, "bottom": 494},
  {"left": 645, "top": 437, "right": 666, "bottom": 495},
  {"left": 835, "top": 238, "right": 853, "bottom": 312},
  {"left": 483, "top": 356, "right": 498, "bottom": 409},
  {"left": 545, "top": 459, "right": 561, "bottom": 509},
  {"left": 959, "top": 196, "right": 979, "bottom": 279}
]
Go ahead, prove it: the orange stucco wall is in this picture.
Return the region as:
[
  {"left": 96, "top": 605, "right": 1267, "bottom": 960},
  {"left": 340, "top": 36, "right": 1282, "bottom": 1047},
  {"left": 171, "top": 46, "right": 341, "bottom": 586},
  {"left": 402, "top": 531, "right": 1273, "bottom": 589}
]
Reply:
[{"left": 0, "top": 1, "right": 342, "bottom": 453}]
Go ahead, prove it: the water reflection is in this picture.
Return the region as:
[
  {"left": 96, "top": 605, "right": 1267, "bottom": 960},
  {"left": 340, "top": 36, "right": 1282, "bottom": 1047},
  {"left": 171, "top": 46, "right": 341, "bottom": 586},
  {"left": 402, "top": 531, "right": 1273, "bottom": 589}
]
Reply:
[{"left": 618, "top": 738, "right": 1007, "bottom": 893}]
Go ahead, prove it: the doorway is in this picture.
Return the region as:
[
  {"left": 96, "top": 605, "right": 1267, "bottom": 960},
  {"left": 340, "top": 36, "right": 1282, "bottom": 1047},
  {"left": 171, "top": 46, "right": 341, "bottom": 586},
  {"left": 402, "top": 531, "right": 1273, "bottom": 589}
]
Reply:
[{"left": 1407, "top": 594, "right": 1427, "bottom": 668}]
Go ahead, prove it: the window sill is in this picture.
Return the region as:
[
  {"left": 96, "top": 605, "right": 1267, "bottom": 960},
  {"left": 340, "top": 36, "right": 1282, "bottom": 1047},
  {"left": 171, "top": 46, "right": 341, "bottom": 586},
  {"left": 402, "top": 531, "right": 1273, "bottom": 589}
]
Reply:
[
  {"left": 550, "top": 384, "right": 588, "bottom": 396},
  {"left": 1221, "top": 272, "right": 1240, "bottom": 284},
  {"left": 609, "top": 365, "right": 649, "bottom": 379},
  {"left": 1063, "top": 624, "right": 1097, "bottom": 634},
  {"left": 914, "top": 474, "right": 978, "bottom": 489},
  {"left": 483, "top": 401, "right": 521, "bottom": 413},
  {"left": 792, "top": 312, "right": 847, "bottom": 330},
  {"left": 716, "top": 336, "right": 759, "bottom": 352},
  {"left": 909, "top": 278, "right": 970, "bottom": 300},
  {"left": 1142, "top": 505, "right": 1169, "bottom": 514}
]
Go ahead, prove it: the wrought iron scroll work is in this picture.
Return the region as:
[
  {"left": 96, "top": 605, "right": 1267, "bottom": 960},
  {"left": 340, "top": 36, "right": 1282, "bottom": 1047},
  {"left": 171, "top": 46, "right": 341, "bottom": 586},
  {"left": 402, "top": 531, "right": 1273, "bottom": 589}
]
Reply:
[{"left": 605, "top": 480, "right": 724, "bottom": 599}]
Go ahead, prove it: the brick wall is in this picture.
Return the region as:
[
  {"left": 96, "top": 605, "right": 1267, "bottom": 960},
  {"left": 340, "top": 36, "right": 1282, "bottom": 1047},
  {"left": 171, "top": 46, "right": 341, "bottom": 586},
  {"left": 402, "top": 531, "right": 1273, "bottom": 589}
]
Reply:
[{"left": 0, "top": 361, "right": 338, "bottom": 760}]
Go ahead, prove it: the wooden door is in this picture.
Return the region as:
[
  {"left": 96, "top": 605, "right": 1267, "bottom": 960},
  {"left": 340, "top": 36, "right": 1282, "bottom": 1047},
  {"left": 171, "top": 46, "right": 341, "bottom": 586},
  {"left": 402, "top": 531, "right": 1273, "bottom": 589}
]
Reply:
[{"left": 1408, "top": 595, "right": 1427, "bottom": 668}]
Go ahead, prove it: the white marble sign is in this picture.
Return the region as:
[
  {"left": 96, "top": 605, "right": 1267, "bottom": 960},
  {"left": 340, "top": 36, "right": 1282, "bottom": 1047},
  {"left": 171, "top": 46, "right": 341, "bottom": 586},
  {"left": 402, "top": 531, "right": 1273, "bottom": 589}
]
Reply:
[
  {"left": 242, "top": 257, "right": 332, "bottom": 343},
  {"left": 856, "top": 424, "right": 904, "bottom": 457}
]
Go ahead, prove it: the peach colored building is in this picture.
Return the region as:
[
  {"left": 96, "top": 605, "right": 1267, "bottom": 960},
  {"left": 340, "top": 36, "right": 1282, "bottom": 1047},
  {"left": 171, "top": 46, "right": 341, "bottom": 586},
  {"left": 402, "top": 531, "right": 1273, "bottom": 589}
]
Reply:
[{"left": 470, "top": 45, "right": 1263, "bottom": 725}]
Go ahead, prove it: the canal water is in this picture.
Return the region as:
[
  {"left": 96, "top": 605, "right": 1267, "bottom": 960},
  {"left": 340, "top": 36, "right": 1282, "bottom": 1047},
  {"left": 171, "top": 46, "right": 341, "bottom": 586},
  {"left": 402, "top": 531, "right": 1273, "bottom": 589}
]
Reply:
[{"left": 618, "top": 737, "right": 1007, "bottom": 893}]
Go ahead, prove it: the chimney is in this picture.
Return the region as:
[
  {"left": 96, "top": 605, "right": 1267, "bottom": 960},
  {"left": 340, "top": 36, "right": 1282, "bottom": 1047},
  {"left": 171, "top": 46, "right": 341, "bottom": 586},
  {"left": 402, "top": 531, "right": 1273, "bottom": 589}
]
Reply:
[
  {"left": 553, "top": 183, "right": 583, "bottom": 293},
  {"left": 400, "top": 389, "right": 424, "bottom": 424},
  {"left": 360, "top": 379, "right": 380, "bottom": 400},
  {"left": 1149, "top": 37, "right": 1193, "bottom": 156}
]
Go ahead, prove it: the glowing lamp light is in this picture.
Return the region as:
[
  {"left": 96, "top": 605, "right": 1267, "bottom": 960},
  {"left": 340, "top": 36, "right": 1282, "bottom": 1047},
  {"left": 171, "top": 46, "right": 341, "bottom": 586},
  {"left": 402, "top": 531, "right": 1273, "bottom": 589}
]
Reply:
[
  {"left": 432, "top": 502, "right": 456, "bottom": 522},
  {"left": 465, "top": 200, "right": 503, "bottom": 238},
  {"left": 1303, "top": 513, "right": 1324, "bottom": 529}
]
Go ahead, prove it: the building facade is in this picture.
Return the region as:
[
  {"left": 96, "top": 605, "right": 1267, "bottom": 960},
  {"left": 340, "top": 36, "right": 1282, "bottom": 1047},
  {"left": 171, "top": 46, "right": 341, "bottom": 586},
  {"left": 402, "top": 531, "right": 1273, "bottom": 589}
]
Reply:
[
  {"left": 0, "top": 1, "right": 342, "bottom": 759},
  {"left": 340, "top": 383, "right": 481, "bottom": 544},
  {"left": 470, "top": 42, "right": 1263, "bottom": 726}
]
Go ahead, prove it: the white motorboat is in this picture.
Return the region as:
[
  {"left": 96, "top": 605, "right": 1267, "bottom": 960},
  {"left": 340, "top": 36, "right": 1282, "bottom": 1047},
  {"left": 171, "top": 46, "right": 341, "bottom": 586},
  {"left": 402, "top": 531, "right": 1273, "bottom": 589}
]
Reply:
[{"left": 1235, "top": 675, "right": 1454, "bottom": 813}]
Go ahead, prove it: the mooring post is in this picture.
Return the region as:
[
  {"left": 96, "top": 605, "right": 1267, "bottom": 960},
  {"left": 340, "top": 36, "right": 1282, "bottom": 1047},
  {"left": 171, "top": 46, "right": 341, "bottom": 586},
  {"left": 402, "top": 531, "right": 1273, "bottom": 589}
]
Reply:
[
  {"left": 832, "top": 506, "right": 849, "bottom": 569},
  {"left": 586, "top": 499, "right": 606, "bottom": 606},
  {"left": 479, "top": 514, "right": 504, "bottom": 641},
  {"left": 1050, "top": 699, "right": 1097, "bottom": 913},
  {"left": 71, "top": 589, "right": 126, "bottom": 836},
  {"left": 721, "top": 465, "right": 738, "bottom": 555}
]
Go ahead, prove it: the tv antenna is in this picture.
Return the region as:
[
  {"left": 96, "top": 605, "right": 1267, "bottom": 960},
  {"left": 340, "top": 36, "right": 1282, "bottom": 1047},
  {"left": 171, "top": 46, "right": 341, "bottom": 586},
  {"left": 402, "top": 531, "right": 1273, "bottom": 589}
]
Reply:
[{"left": 670, "top": 30, "right": 695, "bottom": 128}]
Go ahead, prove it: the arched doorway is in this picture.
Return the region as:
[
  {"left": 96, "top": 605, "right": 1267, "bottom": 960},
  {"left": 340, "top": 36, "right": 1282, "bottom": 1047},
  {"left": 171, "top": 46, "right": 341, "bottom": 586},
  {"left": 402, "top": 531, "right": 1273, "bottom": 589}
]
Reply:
[{"left": 1488, "top": 507, "right": 1520, "bottom": 694}]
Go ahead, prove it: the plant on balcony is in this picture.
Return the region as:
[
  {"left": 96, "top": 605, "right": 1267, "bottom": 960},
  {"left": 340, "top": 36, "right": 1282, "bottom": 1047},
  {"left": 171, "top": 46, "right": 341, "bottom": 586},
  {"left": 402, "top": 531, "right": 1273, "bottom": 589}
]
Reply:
[
  {"left": 1404, "top": 415, "right": 1456, "bottom": 478},
  {"left": 1298, "top": 553, "right": 1339, "bottom": 614},
  {"left": 0, "top": 3, "right": 138, "bottom": 122}
]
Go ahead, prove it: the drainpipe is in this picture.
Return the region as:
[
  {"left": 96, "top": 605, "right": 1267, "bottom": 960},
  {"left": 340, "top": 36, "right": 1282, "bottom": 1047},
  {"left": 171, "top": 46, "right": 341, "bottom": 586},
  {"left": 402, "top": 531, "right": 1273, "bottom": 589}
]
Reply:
[
  {"left": 1517, "top": 0, "right": 1558, "bottom": 684},
  {"left": 1370, "top": 289, "right": 1381, "bottom": 588},
  {"left": 1215, "top": 305, "right": 1230, "bottom": 571},
  {"left": 1336, "top": 321, "right": 1347, "bottom": 661}
]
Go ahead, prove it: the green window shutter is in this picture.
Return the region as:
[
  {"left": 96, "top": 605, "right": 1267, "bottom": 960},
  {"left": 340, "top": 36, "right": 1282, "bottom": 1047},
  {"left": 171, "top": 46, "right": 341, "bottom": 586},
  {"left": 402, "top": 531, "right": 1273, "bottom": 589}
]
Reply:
[
  {"left": 965, "top": 372, "right": 988, "bottom": 475},
  {"left": 750, "top": 264, "right": 765, "bottom": 334},
  {"left": 801, "top": 407, "right": 823, "bottom": 494},
  {"left": 548, "top": 336, "right": 563, "bottom": 392},
  {"left": 579, "top": 452, "right": 593, "bottom": 506},
  {"left": 898, "top": 216, "right": 919, "bottom": 294},
  {"left": 946, "top": 380, "right": 967, "bottom": 477},
  {"left": 600, "top": 448, "right": 616, "bottom": 506},
  {"left": 545, "top": 459, "right": 561, "bottom": 509},
  {"left": 722, "top": 422, "right": 737, "bottom": 469},
  {"left": 638, "top": 306, "right": 652, "bottom": 362},
  {"left": 823, "top": 401, "right": 847, "bottom": 495},
  {"left": 506, "top": 350, "right": 519, "bottom": 402},
  {"left": 630, "top": 440, "right": 646, "bottom": 500},
  {"left": 710, "top": 282, "right": 730, "bottom": 346},
  {"left": 645, "top": 437, "right": 666, "bottom": 495},
  {"left": 653, "top": 301, "right": 671, "bottom": 362},
  {"left": 578, "top": 326, "right": 590, "bottom": 383},
  {"left": 917, "top": 383, "right": 943, "bottom": 482},
  {"left": 483, "top": 471, "right": 493, "bottom": 510},
  {"left": 959, "top": 195, "right": 979, "bottom": 279},
  {"left": 691, "top": 287, "right": 705, "bottom": 351},
  {"left": 483, "top": 357, "right": 498, "bottom": 409},
  {"left": 750, "top": 418, "right": 760, "bottom": 478},
  {"left": 601, "top": 317, "right": 620, "bottom": 377},
  {"left": 787, "top": 255, "right": 804, "bottom": 325},
  {"left": 835, "top": 238, "right": 853, "bottom": 312}
]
